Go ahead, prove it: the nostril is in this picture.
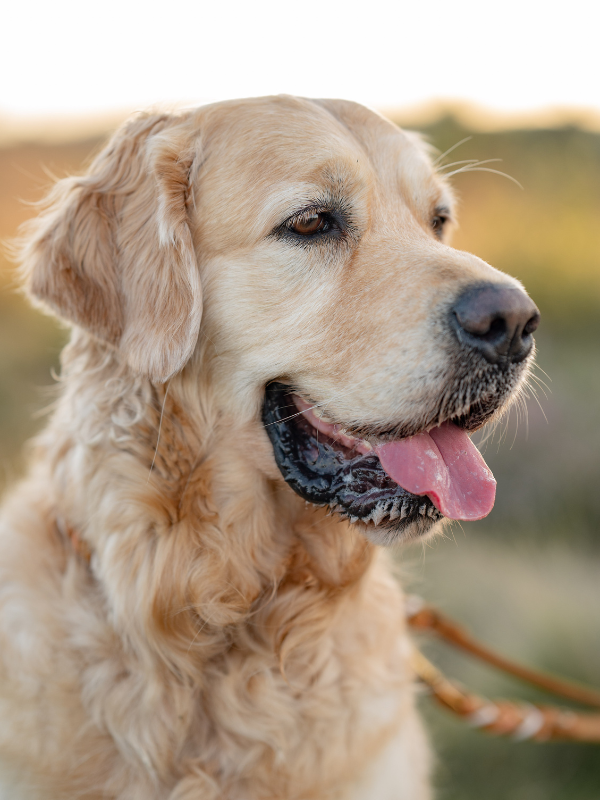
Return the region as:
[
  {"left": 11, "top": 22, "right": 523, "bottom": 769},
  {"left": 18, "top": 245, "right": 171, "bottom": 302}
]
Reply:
[
  {"left": 481, "top": 316, "right": 506, "bottom": 343},
  {"left": 523, "top": 312, "right": 540, "bottom": 337},
  {"left": 454, "top": 311, "right": 507, "bottom": 342}
]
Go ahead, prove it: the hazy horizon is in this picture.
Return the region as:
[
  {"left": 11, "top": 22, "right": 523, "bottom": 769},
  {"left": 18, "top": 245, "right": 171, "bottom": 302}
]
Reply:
[{"left": 2, "top": 98, "right": 600, "bottom": 148}]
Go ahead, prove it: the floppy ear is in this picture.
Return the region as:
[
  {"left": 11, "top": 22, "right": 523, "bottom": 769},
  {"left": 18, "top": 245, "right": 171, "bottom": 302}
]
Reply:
[{"left": 20, "top": 112, "right": 202, "bottom": 383}]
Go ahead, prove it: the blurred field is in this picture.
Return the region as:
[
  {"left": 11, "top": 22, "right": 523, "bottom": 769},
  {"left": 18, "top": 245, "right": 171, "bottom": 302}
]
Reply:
[{"left": 1, "top": 111, "right": 599, "bottom": 798}]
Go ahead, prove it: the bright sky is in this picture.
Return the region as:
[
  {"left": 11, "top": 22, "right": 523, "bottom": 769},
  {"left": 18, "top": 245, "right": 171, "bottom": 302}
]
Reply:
[{"left": 2, "top": 0, "right": 599, "bottom": 120}]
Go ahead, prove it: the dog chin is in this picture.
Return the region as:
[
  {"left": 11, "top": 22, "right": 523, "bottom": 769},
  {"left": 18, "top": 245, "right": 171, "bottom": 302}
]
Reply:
[{"left": 358, "top": 515, "right": 445, "bottom": 547}]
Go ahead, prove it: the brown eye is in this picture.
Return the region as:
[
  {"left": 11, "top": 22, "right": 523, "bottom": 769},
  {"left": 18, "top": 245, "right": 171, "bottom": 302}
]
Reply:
[
  {"left": 291, "top": 212, "right": 328, "bottom": 236},
  {"left": 431, "top": 215, "right": 447, "bottom": 237}
]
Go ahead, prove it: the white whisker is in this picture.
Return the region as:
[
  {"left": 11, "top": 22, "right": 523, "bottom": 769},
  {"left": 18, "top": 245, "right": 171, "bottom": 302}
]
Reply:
[
  {"left": 444, "top": 158, "right": 503, "bottom": 176},
  {"left": 448, "top": 164, "right": 524, "bottom": 190},
  {"left": 532, "top": 363, "right": 552, "bottom": 383},
  {"left": 527, "top": 373, "right": 550, "bottom": 396},
  {"left": 523, "top": 378, "right": 549, "bottom": 424},
  {"left": 437, "top": 159, "right": 479, "bottom": 172},
  {"left": 148, "top": 380, "right": 171, "bottom": 480},
  {"left": 433, "top": 136, "right": 473, "bottom": 166}
]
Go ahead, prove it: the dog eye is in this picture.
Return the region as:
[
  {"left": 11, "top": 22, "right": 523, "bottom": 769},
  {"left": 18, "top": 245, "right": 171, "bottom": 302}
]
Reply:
[
  {"left": 289, "top": 211, "right": 331, "bottom": 236},
  {"left": 431, "top": 215, "right": 448, "bottom": 238}
]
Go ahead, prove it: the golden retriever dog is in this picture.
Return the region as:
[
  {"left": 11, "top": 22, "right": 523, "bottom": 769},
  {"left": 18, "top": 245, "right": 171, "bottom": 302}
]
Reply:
[{"left": 0, "top": 96, "right": 539, "bottom": 799}]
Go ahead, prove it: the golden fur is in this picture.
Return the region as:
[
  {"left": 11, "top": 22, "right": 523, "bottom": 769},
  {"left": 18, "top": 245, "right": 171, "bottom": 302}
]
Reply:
[{"left": 0, "top": 96, "right": 527, "bottom": 799}]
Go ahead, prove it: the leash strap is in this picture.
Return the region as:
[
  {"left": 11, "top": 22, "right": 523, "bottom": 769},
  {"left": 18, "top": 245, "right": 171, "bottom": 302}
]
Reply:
[{"left": 407, "top": 596, "right": 600, "bottom": 743}]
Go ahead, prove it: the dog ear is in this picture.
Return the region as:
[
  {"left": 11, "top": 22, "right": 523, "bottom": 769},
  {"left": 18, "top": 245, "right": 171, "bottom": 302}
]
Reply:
[{"left": 20, "top": 113, "right": 202, "bottom": 383}]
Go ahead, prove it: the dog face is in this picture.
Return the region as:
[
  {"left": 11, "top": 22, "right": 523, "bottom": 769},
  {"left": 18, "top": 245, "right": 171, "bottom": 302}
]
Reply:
[
  {"left": 192, "top": 97, "right": 538, "bottom": 542},
  {"left": 22, "top": 95, "right": 539, "bottom": 545}
]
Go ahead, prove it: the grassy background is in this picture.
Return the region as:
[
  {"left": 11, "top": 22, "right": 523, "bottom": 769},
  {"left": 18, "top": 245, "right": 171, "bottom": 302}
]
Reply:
[{"left": 1, "top": 114, "right": 599, "bottom": 797}]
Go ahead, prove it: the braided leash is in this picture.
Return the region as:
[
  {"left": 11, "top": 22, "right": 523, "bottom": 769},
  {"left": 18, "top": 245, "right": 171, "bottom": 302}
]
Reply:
[{"left": 406, "top": 596, "right": 600, "bottom": 743}]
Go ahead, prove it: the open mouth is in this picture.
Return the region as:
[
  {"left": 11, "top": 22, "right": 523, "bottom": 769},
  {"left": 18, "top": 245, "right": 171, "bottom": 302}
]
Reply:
[{"left": 262, "top": 383, "right": 497, "bottom": 543}]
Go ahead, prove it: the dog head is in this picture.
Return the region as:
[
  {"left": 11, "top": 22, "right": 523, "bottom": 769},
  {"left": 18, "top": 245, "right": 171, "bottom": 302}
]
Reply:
[{"left": 21, "top": 95, "right": 539, "bottom": 545}]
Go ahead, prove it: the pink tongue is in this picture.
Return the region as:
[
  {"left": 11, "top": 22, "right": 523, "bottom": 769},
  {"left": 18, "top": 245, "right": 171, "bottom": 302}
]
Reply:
[{"left": 375, "top": 422, "right": 496, "bottom": 521}]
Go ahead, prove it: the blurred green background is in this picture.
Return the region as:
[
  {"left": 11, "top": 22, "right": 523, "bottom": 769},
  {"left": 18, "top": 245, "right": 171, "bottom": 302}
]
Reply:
[{"left": 1, "top": 113, "right": 599, "bottom": 798}]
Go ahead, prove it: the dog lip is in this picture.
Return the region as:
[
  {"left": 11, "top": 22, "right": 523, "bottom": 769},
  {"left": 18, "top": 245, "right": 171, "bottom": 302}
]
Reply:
[
  {"left": 291, "top": 392, "right": 484, "bottom": 446},
  {"left": 290, "top": 393, "right": 424, "bottom": 446},
  {"left": 291, "top": 395, "right": 374, "bottom": 454}
]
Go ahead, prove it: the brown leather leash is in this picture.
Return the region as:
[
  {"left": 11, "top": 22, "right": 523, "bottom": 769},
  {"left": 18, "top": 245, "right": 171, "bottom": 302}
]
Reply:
[{"left": 406, "top": 595, "right": 600, "bottom": 742}]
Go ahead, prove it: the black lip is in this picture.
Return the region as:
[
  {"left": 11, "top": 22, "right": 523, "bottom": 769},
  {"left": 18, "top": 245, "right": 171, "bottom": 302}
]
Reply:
[{"left": 262, "top": 382, "right": 443, "bottom": 539}]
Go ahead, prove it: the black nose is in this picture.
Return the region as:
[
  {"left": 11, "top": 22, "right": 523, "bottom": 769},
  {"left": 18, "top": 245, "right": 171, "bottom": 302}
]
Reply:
[{"left": 451, "top": 283, "right": 540, "bottom": 365}]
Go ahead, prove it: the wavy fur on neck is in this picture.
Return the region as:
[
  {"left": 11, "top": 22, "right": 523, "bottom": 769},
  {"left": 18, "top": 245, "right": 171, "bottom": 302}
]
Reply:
[{"left": 0, "top": 328, "right": 419, "bottom": 799}]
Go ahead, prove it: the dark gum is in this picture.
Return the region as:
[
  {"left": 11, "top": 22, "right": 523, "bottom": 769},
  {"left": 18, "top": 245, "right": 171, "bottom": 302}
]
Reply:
[{"left": 262, "top": 383, "right": 442, "bottom": 538}]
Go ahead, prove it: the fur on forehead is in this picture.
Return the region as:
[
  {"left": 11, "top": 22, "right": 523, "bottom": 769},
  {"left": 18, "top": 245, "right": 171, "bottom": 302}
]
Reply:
[
  {"left": 192, "top": 96, "right": 453, "bottom": 247},
  {"left": 313, "top": 98, "right": 454, "bottom": 214}
]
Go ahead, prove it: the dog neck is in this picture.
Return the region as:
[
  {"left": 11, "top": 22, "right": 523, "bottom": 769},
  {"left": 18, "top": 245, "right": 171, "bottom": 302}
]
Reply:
[{"left": 41, "top": 332, "right": 376, "bottom": 676}]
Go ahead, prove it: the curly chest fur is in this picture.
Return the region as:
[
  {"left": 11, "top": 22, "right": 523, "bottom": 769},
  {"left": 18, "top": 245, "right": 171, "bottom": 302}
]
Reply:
[{"left": 0, "top": 496, "right": 414, "bottom": 800}]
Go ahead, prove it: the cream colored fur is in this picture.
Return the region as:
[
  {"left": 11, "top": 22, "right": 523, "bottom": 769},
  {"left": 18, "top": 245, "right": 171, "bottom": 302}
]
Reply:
[{"left": 0, "top": 96, "right": 524, "bottom": 799}]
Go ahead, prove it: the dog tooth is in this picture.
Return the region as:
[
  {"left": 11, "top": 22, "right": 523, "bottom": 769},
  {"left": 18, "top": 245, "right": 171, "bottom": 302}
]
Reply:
[
  {"left": 370, "top": 505, "right": 386, "bottom": 527},
  {"left": 349, "top": 515, "right": 359, "bottom": 524},
  {"left": 388, "top": 499, "right": 401, "bottom": 521},
  {"left": 400, "top": 502, "right": 410, "bottom": 519},
  {"left": 419, "top": 504, "right": 427, "bottom": 516}
]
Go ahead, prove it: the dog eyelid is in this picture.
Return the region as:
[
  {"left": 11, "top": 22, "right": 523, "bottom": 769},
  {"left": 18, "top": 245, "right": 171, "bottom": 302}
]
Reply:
[
  {"left": 431, "top": 207, "right": 451, "bottom": 238},
  {"left": 431, "top": 215, "right": 447, "bottom": 234},
  {"left": 276, "top": 205, "right": 345, "bottom": 241}
]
